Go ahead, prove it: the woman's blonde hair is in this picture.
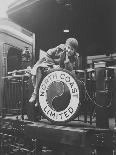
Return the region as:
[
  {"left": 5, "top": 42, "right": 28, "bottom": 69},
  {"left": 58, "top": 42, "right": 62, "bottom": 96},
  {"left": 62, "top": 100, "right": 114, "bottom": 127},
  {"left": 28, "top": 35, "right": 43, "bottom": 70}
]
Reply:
[{"left": 66, "top": 38, "right": 78, "bottom": 51}]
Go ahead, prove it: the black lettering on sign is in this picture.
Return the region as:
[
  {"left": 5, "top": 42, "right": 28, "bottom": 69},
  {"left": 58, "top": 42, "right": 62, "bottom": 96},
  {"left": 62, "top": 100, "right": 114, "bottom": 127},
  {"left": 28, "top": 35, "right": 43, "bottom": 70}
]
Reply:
[
  {"left": 68, "top": 107, "right": 73, "bottom": 114},
  {"left": 50, "top": 111, "right": 56, "bottom": 118},
  {"left": 47, "top": 110, "right": 51, "bottom": 115},
  {"left": 48, "top": 75, "right": 52, "bottom": 81},
  {"left": 40, "top": 91, "right": 45, "bottom": 96},
  {"left": 44, "top": 106, "right": 47, "bottom": 112},
  {"left": 69, "top": 82, "right": 74, "bottom": 88},
  {"left": 56, "top": 114, "right": 58, "bottom": 120},
  {"left": 41, "top": 84, "right": 46, "bottom": 90},
  {"left": 65, "top": 76, "right": 70, "bottom": 82},
  {"left": 60, "top": 74, "right": 65, "bottom": 79},
  {"left": 64, "top": 111, "right": 69, "bottom": 118},
  {"left": 72, "top": 88, "right": 78, "bottom": 93},
  {"left": 53, "top": 73, "right": 57, "bottom": 80},
  {"left": 45, "top": 78, "right": 49, "bottom": 85},
  {"left": 59, "top": 113, "right": 64, "bottom": 119}
]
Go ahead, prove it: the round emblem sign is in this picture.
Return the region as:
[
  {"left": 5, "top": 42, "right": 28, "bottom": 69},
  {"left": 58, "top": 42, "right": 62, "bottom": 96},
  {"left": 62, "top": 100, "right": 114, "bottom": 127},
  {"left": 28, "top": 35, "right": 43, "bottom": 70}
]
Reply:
[{"left": 39, "top": 70, "right": 79, "bottom": 122}]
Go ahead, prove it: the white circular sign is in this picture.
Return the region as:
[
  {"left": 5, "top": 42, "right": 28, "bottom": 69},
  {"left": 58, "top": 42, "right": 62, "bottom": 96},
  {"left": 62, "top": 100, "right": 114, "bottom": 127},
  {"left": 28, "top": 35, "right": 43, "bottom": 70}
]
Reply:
[{"left": 39, "top": 70, "right": 79, "bottom": 122}]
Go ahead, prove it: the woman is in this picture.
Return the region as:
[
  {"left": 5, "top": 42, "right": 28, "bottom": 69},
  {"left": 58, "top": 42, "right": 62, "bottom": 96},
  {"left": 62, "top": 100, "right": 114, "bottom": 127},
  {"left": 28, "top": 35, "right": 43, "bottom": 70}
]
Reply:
[{"left": 29, "top": 37, "right": 79, "bottom": 103}]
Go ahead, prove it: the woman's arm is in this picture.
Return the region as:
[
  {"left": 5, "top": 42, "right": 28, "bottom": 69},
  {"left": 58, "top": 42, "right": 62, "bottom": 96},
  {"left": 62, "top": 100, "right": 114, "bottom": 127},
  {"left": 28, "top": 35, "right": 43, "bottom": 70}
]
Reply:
[{"left": 64, "top": 54, "right": 74, "bottom": 71}]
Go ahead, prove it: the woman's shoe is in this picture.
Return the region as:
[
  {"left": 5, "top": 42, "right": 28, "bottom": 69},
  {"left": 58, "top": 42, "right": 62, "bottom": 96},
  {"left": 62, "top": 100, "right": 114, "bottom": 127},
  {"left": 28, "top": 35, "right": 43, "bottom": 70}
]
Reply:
[{"left": 29, "top": 93, "right": 36, "bottom": 103}]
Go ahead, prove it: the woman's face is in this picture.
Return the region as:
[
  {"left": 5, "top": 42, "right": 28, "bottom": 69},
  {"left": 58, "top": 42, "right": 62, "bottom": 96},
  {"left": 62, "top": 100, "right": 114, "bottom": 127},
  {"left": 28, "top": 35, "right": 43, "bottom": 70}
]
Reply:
[{"left": 65, "top": 45, "right": 75, "bottom": 57}]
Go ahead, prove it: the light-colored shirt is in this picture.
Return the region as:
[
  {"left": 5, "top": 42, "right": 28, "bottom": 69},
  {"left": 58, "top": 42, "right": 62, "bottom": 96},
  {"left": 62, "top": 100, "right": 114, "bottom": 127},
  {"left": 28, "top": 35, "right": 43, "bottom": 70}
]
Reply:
[{"left": 31, "top": 44, "right": 78, "bottom": 75}]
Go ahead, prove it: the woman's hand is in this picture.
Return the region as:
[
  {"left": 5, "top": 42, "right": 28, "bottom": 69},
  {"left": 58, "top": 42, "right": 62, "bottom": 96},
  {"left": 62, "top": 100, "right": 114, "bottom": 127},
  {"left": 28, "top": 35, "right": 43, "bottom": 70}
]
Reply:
[
  {"left": 64, "top": 52, "right": 70, "bottom": 64},
  {"left": 58, "top": 44, "right": 65, "bottom": 50},
  {"left": 53, "top": 65, "right": 61, "bottom": 69}
]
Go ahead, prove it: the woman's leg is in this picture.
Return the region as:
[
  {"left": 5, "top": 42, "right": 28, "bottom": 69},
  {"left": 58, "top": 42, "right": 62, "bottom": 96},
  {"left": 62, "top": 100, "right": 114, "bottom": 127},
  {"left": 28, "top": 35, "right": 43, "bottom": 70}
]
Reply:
[
  {"left": 34, "top": 67, "right": 42, "bottom": 95},
  {"left": 27, "top": 68, "right": 42, "bottom": 121},
  {"left": 29, "top": 67, "right": 42, "bottom": 102}
]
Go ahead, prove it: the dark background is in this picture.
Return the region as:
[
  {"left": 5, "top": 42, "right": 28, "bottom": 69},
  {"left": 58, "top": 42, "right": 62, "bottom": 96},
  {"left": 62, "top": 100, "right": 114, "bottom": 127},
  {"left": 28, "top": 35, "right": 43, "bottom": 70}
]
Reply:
[{"left": 8, "top": 0, "right": 116, "bottom": 57}]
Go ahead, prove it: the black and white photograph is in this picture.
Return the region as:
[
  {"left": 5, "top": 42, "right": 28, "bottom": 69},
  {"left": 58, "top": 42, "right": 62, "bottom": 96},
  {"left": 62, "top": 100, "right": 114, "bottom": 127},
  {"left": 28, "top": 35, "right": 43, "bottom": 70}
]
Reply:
[{"left": 0, "top": 0, "right": 116, "bottom": 154}]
